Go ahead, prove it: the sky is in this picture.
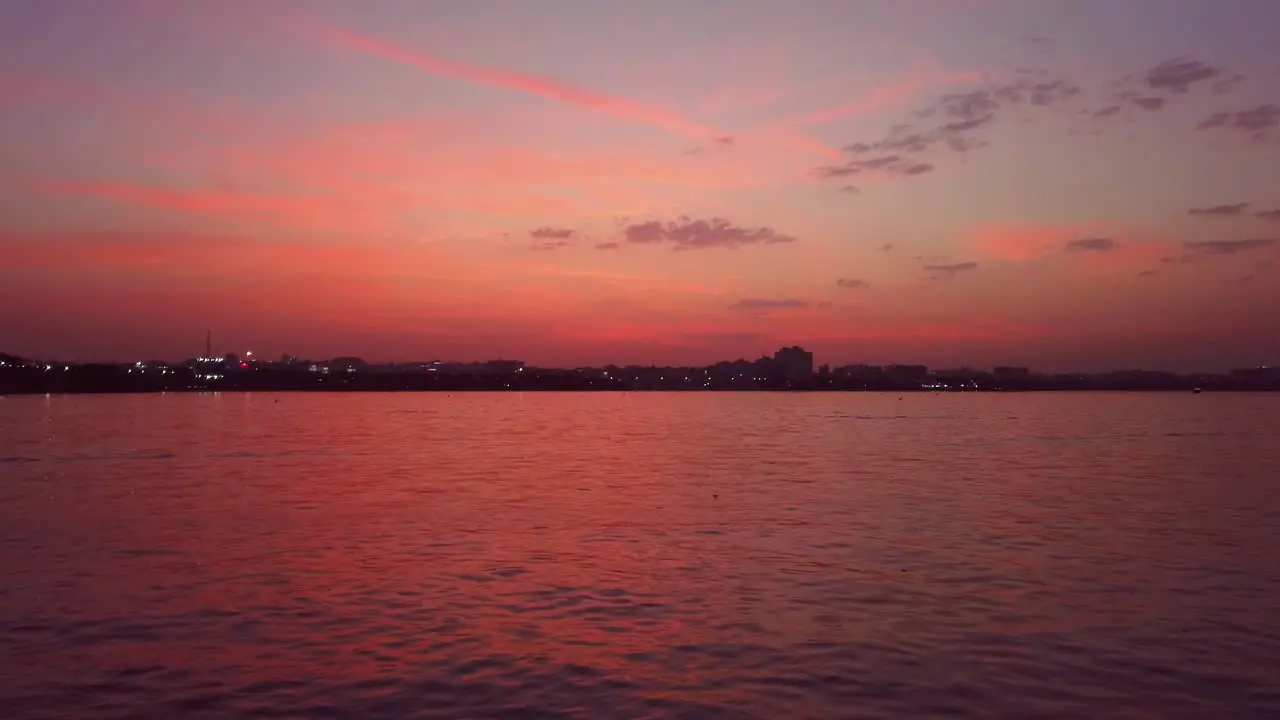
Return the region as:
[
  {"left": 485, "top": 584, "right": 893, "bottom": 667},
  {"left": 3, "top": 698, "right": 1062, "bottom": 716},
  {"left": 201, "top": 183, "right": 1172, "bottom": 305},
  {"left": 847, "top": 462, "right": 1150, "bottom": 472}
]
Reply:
[{"left": 2, "top": 0, "right": 1278, "bottom": 372}]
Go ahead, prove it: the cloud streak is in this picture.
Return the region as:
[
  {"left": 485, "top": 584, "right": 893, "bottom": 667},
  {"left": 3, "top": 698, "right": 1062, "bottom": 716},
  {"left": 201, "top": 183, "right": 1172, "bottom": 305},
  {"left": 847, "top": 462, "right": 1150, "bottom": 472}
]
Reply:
[
  {"left": 788, "top": 66, "right": 980, "bottom": 127},
  {"left": 1065, "top": 237, "right": 1116, "bottom": 252},
  {"left": 33, "top": 180, "right": 397, "bottom": 233},
  {"left": 305, "top": 20, "right": 723, "bottom": 141},
  {"left": 729, "top": 298, "right": 810, "bottom": 311},
  {"left": 835, "top": 278, "right": 869, "bottom": 290},
  {"left": 816, "top": 155, "right": 934, "bottom": 180},
  {"left": 529, "top": 239, "right": 572, "bottom": 251},
  {"left": 924, "top": 261, "right": 979, "bottom": 280},
  {"left": 622, "top": 217, "right": 797, "bottom": 250},
  {"left": 529, "top": 227, "right": 574, "bottom": 240},
  {"left": 1183, "top": 238, "right": 1276, "bottom": 256},
  {"left": 1188, "top": 202, "right": 1249, "bottom": 217}
]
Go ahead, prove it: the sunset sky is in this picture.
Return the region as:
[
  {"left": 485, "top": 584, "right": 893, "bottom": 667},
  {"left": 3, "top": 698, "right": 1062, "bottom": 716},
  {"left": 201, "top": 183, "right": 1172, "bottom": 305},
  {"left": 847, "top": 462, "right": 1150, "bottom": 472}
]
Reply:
[{"left": 2, "top": 0, "right": 1278, "bottom": 371}]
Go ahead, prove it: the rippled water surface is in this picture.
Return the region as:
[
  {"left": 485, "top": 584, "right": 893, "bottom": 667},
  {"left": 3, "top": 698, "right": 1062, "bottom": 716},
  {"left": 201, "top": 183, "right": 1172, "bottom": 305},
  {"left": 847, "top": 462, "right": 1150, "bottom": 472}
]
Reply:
[{"left": 2, "top": 392, "right": 1279, "bottom": 718}]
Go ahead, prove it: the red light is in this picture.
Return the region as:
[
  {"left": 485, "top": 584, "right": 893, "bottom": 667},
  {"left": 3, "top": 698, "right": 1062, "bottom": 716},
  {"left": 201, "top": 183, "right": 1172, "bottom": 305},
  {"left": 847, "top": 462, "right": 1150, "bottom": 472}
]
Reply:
[{"left": 241, "top": 362, "right": 248, "bottom": 368}]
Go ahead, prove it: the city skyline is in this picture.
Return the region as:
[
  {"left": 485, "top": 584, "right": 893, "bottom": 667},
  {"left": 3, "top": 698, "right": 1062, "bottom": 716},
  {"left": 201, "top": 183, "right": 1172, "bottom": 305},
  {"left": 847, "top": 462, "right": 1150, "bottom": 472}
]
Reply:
[
  {"left": 3, "top": 1, "right": 1279, "bottom": 372},
  {"left": 2, "top": 339, "right": 1274, "bottom": 379},
  {"left": 5, "top": 342, "right": 1278, "bottom": 395}
]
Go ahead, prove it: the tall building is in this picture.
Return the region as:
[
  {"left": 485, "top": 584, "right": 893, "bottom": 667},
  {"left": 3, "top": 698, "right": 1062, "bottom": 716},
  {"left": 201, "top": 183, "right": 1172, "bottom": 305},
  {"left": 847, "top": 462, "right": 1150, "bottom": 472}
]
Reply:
[{"left": 773, "top": 346, "right": 814, "bottom": 383}]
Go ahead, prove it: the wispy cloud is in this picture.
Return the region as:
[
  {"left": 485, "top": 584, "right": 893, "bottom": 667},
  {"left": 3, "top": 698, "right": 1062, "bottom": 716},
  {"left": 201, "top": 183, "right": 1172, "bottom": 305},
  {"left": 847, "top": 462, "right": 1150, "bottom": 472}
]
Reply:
[
  {"left": 816, "top": 155, "right": 934, "bottom": 180},
  {"left": 1188, "top": 202, "right": 1249, "bottom": 217},
  {"left": 2, "top": 230, "right": 436, "bottom": 280},
  {"left": 1091, "top": 59, "right": 1237, "bottom": 118},
  {"left": 817, "top": 67, "right": 1081, "bottom": 188},
  {"left": 529, "top": 241, "right": 572, "bottom": 251},
  {"left": 1137, "top": 269, "right": 1159, "bottom": 278},
  {"left": 1183, "top": 238, "right": 1276, "bottom": 256},
  {"left": 1065, "top": 237, "right": 1116, "bottom": 252},
  {"left": 622, "top": 217, "right": 797, "bottom": 250},
  {"left": 303, "top": 19, "right": 723, "bottom": 141},
  {"left": 729, "top": 298, "right": 810, "bottom": 311},
  {"left": 788, "top": 65, "right": 979, "bottom": 127},
  {"left": 1100, "top": 91, "right": 1166, "bottom": 114},
  {"left": 924, "top": 261, "right": 979, "bottom": 280},
  {"left": 1198, "top": 104, "right": 1280, "bottom": 140},
  {"left": 529, "top": 227, "right": 575, "bottom": 240},
  {"left": 835, "top": 278, "right": 869, "bottom": 290},
  {"left": 1257, "top": 209, "right": 1280, "bottom": 221},
  {"left": 33, "top": 180, "right": 397, "bottom": 233},
  {"left": 1145, "top": 58, "right": 1230, "bottom": 94},
  {"left": 593, "top": 242, "right": 620, "bottom": 250}
]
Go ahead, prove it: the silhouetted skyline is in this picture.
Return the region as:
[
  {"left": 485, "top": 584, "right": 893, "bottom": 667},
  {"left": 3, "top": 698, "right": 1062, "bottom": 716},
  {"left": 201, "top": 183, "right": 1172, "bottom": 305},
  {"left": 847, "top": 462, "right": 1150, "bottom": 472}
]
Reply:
[{"left": 4, "top": 346, "right": 1277, "bottom": 395}]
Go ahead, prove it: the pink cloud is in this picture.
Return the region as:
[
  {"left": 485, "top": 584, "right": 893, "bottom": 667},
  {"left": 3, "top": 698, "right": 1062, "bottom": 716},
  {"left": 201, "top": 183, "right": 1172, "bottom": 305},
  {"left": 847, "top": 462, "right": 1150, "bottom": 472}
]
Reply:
[
  {"left": 789, "top": 64, "right": 982, "bottom": 127},
  {"left": 31, "top": 180, "right": 403, "bottom": 234},
  {"left": 969, "top": 222, "right": 1176, "bottom": 273},
  {"left": 302, "top": 19, "right": 725, "bottom": 142},
  {"left": 971, "top": 223, "right": 1077, "bottom": 261},
  {"left": 125, "top": 114, "right": 806, "bottom": 230},
  {"left": 1, "top": 231, "right": 437, "bottom": 278}
]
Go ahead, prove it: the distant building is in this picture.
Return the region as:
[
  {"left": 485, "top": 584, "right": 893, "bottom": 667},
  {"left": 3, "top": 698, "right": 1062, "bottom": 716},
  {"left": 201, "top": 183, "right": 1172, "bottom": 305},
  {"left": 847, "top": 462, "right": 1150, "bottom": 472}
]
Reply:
[
  {"left": 993, "top": 366, "right": 1031, "bottom": 385},
  {"left": 835, "top": 364, "right": 883, "bottom": 380},
  {"left": 330, "top": 357, "right": 368, "bottom": 373},
  {"left": 773, "top": 346, "right": 814, "bottom": 383},
  {"left": 885, "top": 364, "right": 929, "bottom": 381},
  {"left": 933, "top": 367, "right": 983, "bottom": 381}
]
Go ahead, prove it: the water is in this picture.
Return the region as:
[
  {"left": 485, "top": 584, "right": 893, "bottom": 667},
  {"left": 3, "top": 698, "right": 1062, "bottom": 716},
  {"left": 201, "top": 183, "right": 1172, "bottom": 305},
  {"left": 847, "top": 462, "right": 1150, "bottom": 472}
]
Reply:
[{"left": 1, "top": 392, "right": 1278, "bottom": 719}]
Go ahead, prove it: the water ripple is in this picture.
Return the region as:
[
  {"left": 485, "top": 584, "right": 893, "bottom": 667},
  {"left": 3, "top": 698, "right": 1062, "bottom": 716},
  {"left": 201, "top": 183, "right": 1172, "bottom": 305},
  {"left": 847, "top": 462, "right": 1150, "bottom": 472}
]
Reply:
[{"left": 1, "top": 392, "right": 1278, "bottom": 718}]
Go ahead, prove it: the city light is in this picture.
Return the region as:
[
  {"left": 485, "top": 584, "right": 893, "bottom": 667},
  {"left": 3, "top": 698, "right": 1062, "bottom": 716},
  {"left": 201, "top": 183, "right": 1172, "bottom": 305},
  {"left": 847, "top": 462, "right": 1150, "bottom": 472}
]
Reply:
[{"left": 4, "top": 344, "right": 1277, "bottom": 393}]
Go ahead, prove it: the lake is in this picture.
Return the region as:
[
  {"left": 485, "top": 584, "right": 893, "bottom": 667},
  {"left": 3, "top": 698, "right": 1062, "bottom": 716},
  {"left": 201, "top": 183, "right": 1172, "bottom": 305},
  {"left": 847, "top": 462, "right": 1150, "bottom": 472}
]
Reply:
[{"left": 2, "top": 392, "right": 1278, "bottom": 718}]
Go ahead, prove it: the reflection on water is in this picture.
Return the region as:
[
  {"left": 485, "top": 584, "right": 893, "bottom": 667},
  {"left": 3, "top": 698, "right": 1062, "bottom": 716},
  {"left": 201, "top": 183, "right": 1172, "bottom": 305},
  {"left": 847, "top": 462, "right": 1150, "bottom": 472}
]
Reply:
[{"left": 2, "top": 392, "right": 1279, "bottom": 718}]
